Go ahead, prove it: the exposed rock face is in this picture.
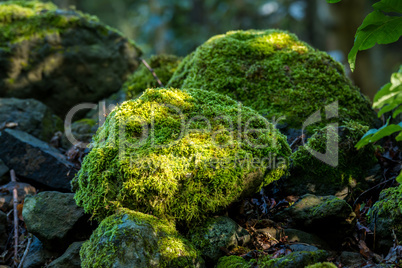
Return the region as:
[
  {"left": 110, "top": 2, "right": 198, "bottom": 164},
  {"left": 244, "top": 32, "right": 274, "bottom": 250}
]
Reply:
[
  {"left": 0, "top": 98, "right": 62, "bottom": 142},
  {"left": 47, "top": 241, "right": 83, "bottom": 268},
  {"left": 80, "top": 209, "right": 204, "bottom": 268},
  {"left": 274, "top": 194, "right": 356, "bottom": 246},
  {"left": 0, "top": 129, "right": 76, "bottom": 191},
  {"left": 22, "top": 191, "right": 93, "bottom": 252},
  {"left": 189, "top": 216, "right": 250, "bottom": 263},
  {"left": 21, "top": 236, "right": 57, "bottom": 268},
  {"left": 0, "top": 1, "right": 142, "bottom": 117}
]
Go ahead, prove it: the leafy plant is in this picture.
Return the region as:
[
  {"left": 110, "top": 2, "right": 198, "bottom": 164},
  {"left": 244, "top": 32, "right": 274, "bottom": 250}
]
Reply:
[{"left": 327, "top": 0, "right": 402, "bottom": 183}]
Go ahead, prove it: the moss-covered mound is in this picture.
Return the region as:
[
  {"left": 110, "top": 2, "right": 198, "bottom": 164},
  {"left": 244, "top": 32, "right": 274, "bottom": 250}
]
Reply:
[
  {"left": 216, "top": 256, "right": 249, "bottom": 268},
  {"left": 367, "top": 184, "right": 402, "bottom": 252},
  {"left": 72, "top": 88, "right": 291, "bottom": 224},
  {"left": 124, "top": 54, "right": 182, "bottom": 99},
  {"left": 286, "top": 120, "right": 377, "bottom": 197},
  {"left": 0, "top": 0, "right": 141, "bottom": 117},
  {"left": 168, "top": 30, "right": 374, "bottom": 128},
  {"left": 80, "top": 209, "right": 204, "bottom": 268}
]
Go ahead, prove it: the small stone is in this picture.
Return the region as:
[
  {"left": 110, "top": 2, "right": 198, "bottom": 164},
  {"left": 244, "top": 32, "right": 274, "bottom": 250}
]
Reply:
[
  {"left": 339, "top": 251, "right": 365, "bottom": 267},
  {"left": 0, "top": 129, "right": 77, "bottom": 191},
  {"left": 0, "top": 181, "right": 36, "bottom": 211},
  {"left": 21, "top": 236, "right": 57, "bottom": 268},
  {"left": 22, "top": 191, "right": 92, "bottom": 251},
  {"left": 47, "top": 241, "right": 84, "bottom": 268}
]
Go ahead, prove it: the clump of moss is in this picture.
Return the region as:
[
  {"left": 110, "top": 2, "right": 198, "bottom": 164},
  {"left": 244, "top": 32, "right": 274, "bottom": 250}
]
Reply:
[
  {"left": 80, "top": 208, "right": 203, "bottom": 268},
  {"left": 367, "top": 184, "right": 402, "bottom": 251},
  {"left": 305, "top": 262, "right": 337, "bottom": 268},
  {"left": 216, "top": 256, "right": 250, "bottom": 268},
  {"left": 0, "top": 0, "right": 137, "bottom": 50},
  {"left": 168, "top": 30, "right": 375, "bottom": 128},
  {"left": 258, "top": 250, "right": 328, "bottom": 268},
  {"left": 124, "top": 54, "right": 182, "bottom": 99},
  {"left": 288, "top": 120, "right": 377, "bottom": 197},
  {"left": 72, "top": 88, "right": 291, "bottom": 224}
]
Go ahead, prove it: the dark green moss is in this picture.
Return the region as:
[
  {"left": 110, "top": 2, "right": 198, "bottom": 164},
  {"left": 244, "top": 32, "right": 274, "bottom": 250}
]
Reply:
[
  {"left": 124, "top": 54, "right": 182, "bottom": 100},
  {"left": 72, "top": 88, "right": 291, "bottom": 225},
  {"left": 168, "top": 30, "right": 375, "bottom": 129},
  {"left": 216, "top": 256, "right": 250, "bottom": 268}
]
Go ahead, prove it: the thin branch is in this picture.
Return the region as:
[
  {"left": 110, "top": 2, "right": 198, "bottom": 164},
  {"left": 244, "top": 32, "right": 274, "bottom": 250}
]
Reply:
[
  {"left": 10, "top": 170, "right": 19, "bottom": 267},
  {"left": 17, "top": 235, "right": 32, "bottom": 268},
  {"left": 141, "top": 58, "right": 164, "bottom": 88}
]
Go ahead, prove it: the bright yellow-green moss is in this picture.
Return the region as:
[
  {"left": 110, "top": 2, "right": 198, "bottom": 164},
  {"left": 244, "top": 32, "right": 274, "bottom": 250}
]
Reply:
[
  {"left": 80, "top": 208, "right": 203, "bottom": 268},
  {"left": 0, "top": 0, "right": 138, "bottom": 50},
  {"left": 124, "top": 54, "right": 182, "bottom": 100},
  {"left": 72, "top": 88, "right": 291, "bottom": 225},
  {"left": 216, "top": 256, "right": 250, "bottom": 268},
  {"left": 290, "top": 120, "right": 377, "bottom": 195},
  {"left": 168, "top": 30, "right": 375, "bottom": 129},
  {"left": 306, "top": 262, "right": 337, "bottom": 268},
  {"left": 258, "top": 250, "right": 328, "bottom": 268}
]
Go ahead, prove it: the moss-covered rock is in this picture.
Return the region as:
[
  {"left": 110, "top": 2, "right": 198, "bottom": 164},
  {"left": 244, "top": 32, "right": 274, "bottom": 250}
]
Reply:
[
  {"left": 216, "top": 256, "right": 249, "bottom": 268},
  {"left": 124, "top": 54, "right": 182, "bottom": 100},
  {"left": 0, "top": 0, "right": 141, "bottom": 117},
  {"left": 80, "top": 208, "right": 204, "bottom": 268},
  {"left": 287, "top": 120, "right": 377, "bottom": 197},
  {"left": 72, "top": 88, "right": 291, "bottom": 224},
  {"left": 168, "top": 30, "right": 375, "bottom": 128},
  {"left": 367, "top": 184, "right": 402, "bottom": 253},
  {"left": 188, "top": 216, "right": 250, "bottom": 263},
  {"left": 258, "top": 250, "right": 328, "bottom": 268},
  {"left": 305, "top": 262, "right": 337, "bottom": 268}
]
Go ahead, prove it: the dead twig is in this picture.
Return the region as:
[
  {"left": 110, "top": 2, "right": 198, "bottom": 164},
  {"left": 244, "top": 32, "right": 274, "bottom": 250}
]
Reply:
[
  {"left": 17, "top": 234, "right": 32, "bottom": 268},
  {"left": 141, "top": 58, "right": 164, "bottom": 87},
  {"left": 10, "top": 170, "right": 19, "bottom": 267}
]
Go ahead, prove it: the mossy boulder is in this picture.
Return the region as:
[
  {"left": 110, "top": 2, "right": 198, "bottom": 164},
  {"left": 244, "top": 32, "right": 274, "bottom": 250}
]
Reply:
[
  {"left": 124, "top": 54, "right": 182, "bottom": 100},
  {"left": 286, "top": 120, "right": 377, "bottom": 198},
  {"left": 216, "top": 256, "right": 249, "bottom": 268},
  {"left": 258, "top": 250, "right": 328, "bottom": 268},
  {"left": 367, "top": 184, "right": 402, "bottom": 253},
  {"left": 306, "top": 262, "right": 337, "bottom": 268},
  {"left": 0, "top": 0, "right": 141, "bottom": 117},
  {"left": 188, "top": 216, "right": 250, "bottom": 263},
  {"left": 80, "top": 209, "right": 204, "bottom": 268},
  {"left": 72, "top": 88, "right": 291, "bottom": 224},
  {"left": 168, "top": 30, "right": 375, "bottom": 129}
]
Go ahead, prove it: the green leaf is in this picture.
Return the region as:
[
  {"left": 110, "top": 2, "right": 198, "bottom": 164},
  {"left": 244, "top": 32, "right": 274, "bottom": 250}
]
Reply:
[
  {"left": 393, "top": 105, "right": 402, "bottom": 118},
  {"left": 396, "top": 131, "right": 402, "bottom": 141},
  {"left": 373, "top": 67, "right": 402, "bottom": 110},
  {"left": 326, "top": 0, "right": 342, "bottom": 3},
  {"left": 378, "top": 103, "right": 399, "bottom": 117},
  {"left": 373, "top": 0, "right": 402, "bottom": 13},
  {"left": 396, "top": 171, "right": 402, "bottom": 184},
  {"left": 348, "top": 11, "right": 402, "bottom": 71}
]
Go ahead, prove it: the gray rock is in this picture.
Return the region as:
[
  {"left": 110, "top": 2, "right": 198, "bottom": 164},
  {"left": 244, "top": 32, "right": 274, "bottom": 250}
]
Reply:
[
  {"left": 0, "top": 129, "right": 76, "bottom": 191},
  {"left": 81, "top": 209, "right": 204, "bottom": 268},
  {"left": 0, "top": 2, "right": 142, "bottom": 118},
  {"left": 339, "top": 251, "right": 365, "bottom": 268},
  {"left": 0, "top": 210, "right": 8, "bottom": 251},
  {"left": 259, "top": 250, "right": 328, "bottom": 268},
  {"left": 21, "top": 236, "right": 57, "bottom": 268},
  {"left": 274, "top": 194, "right": 356, "bottom": 246},
  {"left": 0, "top": 181, "right": 36, "bottom": 211},
  {"left": 22, "top": 191, "right": 92, "bottom": 251},
  {"left": 0, "top": 98, "right": 62, "bottom": 142},
  {"left": 189, "top": 216, "right": 251, "bottom": 263},
  {"left": 48, "top": 241, "right": 83, "bottom": 268}
]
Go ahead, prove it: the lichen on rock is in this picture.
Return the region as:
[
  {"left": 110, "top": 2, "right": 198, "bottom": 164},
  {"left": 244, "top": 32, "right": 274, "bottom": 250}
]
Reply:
[
  {"left": 80, "top": 208, "right": 204, "bottom": 268},
  {"left": 168, "top": 30, "right": 375, "bottom": 129},
  {"left": 124, "top": 54, "right": 182, "bottom": 100},
  {"left": 72, "top": 87, "right": 291, "bottom": 224}
]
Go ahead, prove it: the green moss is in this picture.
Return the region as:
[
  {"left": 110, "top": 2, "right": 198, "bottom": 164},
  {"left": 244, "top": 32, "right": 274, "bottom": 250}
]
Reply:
[
  {"left": 216, "top": 256, "right": 250, "bottom": 268},
  {"left": 258, "top": 250, "right": 328, "bottom": 268},
  {"left": 0, "top": 1, "right": 139, "bottom": 51},
  {"left": 305, "top": 262, "right": 337, "bottom": 268},
  {"left": 80, "top": 208, "right": 203, "bottom": 268},
  {"left": 168, "top": 30, "right": 375, "bottom": 129},
  {"left": 72, "top": 88, "right": 291, "bottom": 225},
  {"left": 290, "top": 120, "right": 377, "bottom": 195},
  {"left": 124, "top": 54, "right": 182, "bottom": 100}
]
